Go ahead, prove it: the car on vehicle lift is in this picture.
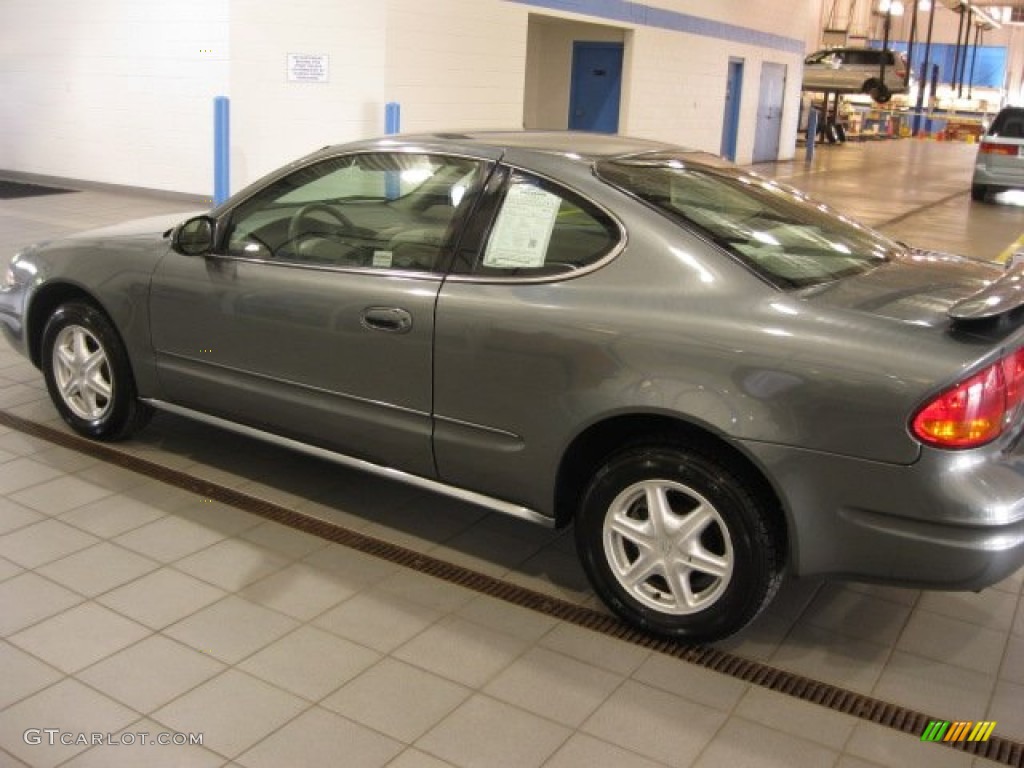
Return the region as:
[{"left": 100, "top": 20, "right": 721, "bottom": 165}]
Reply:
[
  {"left": 803, "top": 46, "right": 910, "bottom": 103},
  {"left": 1, "top": 131, "right": 1023, "bottom": 642}
]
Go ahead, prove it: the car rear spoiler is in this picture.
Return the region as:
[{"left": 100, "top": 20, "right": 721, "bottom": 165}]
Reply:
[{"left": 948, "top": 262, "right": 1024, "bottom": 323}]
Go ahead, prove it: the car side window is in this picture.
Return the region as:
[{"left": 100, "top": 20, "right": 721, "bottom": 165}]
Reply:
[
  {"left": 470, "top": 172, "right": 619, "bottom": 278},
  {"left": 224, "top": 153, "right": 487, "bottom": 272},
  {"left": 804, "top": 50, "right": 835, "bottom": 66}
]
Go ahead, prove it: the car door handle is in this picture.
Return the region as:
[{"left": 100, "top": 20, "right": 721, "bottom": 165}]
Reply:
[{"left": 361, "top": 307, "right": 413, "bottom": 334}]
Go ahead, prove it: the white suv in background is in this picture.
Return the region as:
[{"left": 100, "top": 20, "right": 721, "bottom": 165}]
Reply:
[
  {"left": 803, "top": 47, "right": 909, "bottom": 103},
  {"left": 972, "top": 106, "right": 1024, "bottom": 202}
]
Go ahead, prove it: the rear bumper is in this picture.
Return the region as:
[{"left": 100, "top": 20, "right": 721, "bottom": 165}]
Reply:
[
  {"left": 973, "top": 163, "right": 1024, "bottom": 192},
  {"left": 741, "top": 439, "right": 1024, "bottom": 590}
]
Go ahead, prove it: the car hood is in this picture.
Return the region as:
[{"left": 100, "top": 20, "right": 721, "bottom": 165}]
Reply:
[
  {"left": 795, "top": 250, "right": 1007, "bottom": 328},
  {"left": 64, "top": 211, "right": 205, "bottom": 242}
]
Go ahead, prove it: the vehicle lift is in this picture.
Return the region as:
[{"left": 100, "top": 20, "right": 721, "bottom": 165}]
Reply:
[{"left": 804, "top": 90, "right": 848, "bottom": 145}]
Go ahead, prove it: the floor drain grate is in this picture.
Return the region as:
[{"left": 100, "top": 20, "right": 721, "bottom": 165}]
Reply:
[{"left": 1, "top": 409, "right": 1019, "bottom": 766}]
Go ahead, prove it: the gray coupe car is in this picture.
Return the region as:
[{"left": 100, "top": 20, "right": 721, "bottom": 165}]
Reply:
[{"left": 3, "top": 132, "right": 1023, "bottom": 641}]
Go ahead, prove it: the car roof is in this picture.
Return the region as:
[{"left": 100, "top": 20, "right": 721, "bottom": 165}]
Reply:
[{"left": 328, "top": 130, "right": 688, "bottom": 163}]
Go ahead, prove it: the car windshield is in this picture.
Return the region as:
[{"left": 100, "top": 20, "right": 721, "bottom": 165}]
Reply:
[{"left": 596, "top": 153, "right": 902, "bottom": 289}]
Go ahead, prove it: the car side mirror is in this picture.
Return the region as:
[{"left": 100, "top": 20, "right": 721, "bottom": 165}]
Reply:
[{"left": 172, "top": 216, "right": 216, "bottom": 256}]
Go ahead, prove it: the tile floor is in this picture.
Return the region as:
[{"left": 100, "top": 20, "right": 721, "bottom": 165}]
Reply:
[{"left": 0, "top": 140, "right": 1022, "bottom": 767}]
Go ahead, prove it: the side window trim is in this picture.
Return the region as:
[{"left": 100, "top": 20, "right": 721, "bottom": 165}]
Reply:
[
  {"left": 448, "top": 164, "right": 625, "bottom": 284},
  {"left": 430, "top": 160, "right": 502, "bottom": 276},
  {"left": 447, "top": 165, "right": 511, "bottom": 276}
]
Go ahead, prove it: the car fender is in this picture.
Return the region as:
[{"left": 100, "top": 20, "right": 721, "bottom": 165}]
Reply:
[{"left": 17, "top": 236, "right": 172, "bottom": 398}]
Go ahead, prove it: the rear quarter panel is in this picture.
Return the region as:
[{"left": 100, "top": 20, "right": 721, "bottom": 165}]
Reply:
[{"left": 432, "top": 187, "right": 968, "bottom": 515}]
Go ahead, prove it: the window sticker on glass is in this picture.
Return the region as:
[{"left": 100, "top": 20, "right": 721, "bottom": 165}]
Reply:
[{"left": 483, "top": 184, "right": 562, "bottom": 269}]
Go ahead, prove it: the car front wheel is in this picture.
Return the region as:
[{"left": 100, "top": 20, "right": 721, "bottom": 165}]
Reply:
[
  {"left": 575, "top": 444, "right": 784, "bottom": 641},
  {"left": 41, "top": 302, "right": 151, "bottom": 440}
]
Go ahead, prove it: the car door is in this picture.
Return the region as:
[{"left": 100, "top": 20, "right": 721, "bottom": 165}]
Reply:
[
  {"left": 433, "top": 164, "right": 624, "bottom": 512},
  {"left": 149, "top": 150, "right": 492, "bottom": 477}
]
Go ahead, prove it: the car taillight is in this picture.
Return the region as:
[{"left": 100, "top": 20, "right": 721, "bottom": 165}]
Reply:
[
  {"left": 980, "top": 141, "right": 1018, "bottom": 156},
  {"left": 912, "top": 348, "right": 1024, "bottom": 448}
]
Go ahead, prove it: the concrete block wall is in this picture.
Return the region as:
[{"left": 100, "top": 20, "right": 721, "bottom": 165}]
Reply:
[
  {"left": 385, "top": 0, "right": 528, "bottom": 132},
  {"left": 0, "top": 0, "right": 809, "bottom": 196},
  {"left": 624, "top": 25, "right": 802, "bottom": 164},
  {"left": 0, "top": 0, "right": 229, "bottom": 195},
  {"left": 228, "top": 0, "right": 387, "bottom": 192}
]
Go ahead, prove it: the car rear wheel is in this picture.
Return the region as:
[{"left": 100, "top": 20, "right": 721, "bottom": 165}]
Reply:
[
  {"left": 865, "top": 80, "right": 892, "bottom": 104},
  {"left": 575, "top": 444, "right": 784, "bottom": 641},
  {"left": 41, "top": 302, "right": 151, "bottom": 440},
  {"left": 971, "top": 183, "right": 988, "bottom": 202}
]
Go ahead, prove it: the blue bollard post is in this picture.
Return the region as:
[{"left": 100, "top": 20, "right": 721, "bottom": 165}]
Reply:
[
  {"left": 806, "top": 109, "right": 817, "bottom": 163},
  {"left": 385, "top": 102, "right": 401, "bottom": 199},
  {"left": 214, "top": 96, "right": 230, "bottom": 207},
  {"left": 385, "top": 102, "right": 401, "bottom": 135}
]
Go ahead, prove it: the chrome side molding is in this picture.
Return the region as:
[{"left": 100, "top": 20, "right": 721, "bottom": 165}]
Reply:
[{"left": 142, "top": 399, "right": 556, "bottom": 528}]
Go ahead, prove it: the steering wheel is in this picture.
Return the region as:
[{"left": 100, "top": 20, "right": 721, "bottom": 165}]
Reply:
[{"left": 286, "top": 203, "right": 354, "bottom": 253}]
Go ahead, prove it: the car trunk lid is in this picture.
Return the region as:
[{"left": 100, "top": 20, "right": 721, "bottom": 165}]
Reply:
[{"left": 796, "top": 250, "right": 1022, "bottom": 331}]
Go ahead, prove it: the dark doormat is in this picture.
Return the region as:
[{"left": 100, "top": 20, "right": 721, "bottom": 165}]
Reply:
[{"left": 0, "top": 181, "right": 79, "bottom": 199}]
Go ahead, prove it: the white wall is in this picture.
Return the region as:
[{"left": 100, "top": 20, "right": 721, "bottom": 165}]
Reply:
[
  {"left": 0, "top": 0, "right": 811, "bottom": 195},
  {"left": 624, "top": 27, "right": 804, "bottom": 163},
  {"left": 0, "top": 0, "right": 229, "bottom": 196},
  {"left": 385, "top": 0, "right": 528, "bottom": 132},
  {"left": 228, "top": 0, "right": 387, "bottom": 190},
  {"left": 1007, "top": 26, "right": 1024, "bottom": 104}
]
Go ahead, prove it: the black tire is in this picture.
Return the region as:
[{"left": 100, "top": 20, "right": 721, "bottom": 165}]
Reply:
[
  {"left": 41, "top": 302, "right": 152, "bottom": 440},
  {"left": 575, "top": 444, "right": 784, "bottom": 641},
  {"left": 971, "top": 183, "right": 988, "bottom": 203},
  {"left": 868, "top": 82, "right": 892, "bottom": 104}
]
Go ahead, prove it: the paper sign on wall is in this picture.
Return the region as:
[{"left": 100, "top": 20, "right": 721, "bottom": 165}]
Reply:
[
  {"left": 482, "top": 184, "right": 562, "bottom": 269},
  {"left": 287, "top": 54, "right": 329, "bottom": 83}
]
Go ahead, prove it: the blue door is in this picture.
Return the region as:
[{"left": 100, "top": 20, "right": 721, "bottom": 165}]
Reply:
[
  {"left": 720, "top": 59, "right": 744, "bottom": 161},
  {"left": 569, "top": 42, "right": 624, "bottom": 133}
]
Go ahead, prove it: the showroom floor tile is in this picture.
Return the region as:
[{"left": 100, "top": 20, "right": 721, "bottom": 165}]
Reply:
[{"left": 1, "top": 142, "right": 1022, "bottom": 767}]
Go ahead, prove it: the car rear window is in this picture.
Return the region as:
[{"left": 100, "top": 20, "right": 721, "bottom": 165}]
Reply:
[
  {"left": 596, "top": 153, "right": 901, "bottom": 289},
  {"left": 989, "top": 109, "right": 1024, "bottom": 139}
]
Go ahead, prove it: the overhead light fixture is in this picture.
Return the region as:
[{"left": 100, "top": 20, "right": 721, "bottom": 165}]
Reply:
[{"left": 878, "top": 0, "right": 905, "bottom": 16}]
